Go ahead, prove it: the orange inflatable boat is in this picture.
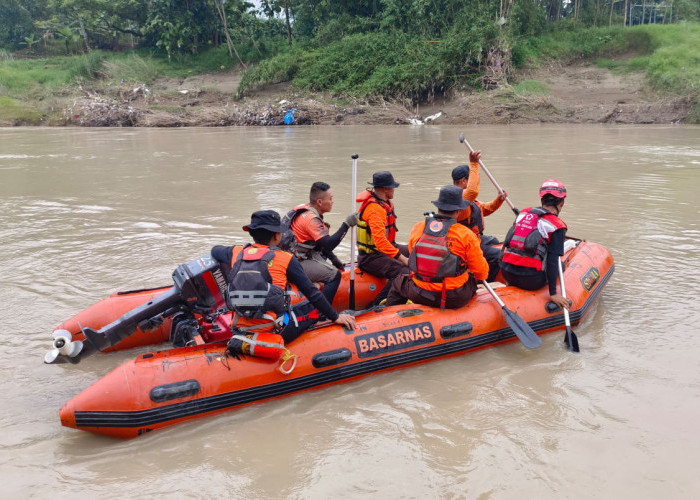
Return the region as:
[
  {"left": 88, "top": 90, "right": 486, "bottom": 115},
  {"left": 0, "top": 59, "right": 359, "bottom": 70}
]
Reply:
[
  {"left": 54, "top": 239, "right": 613, "bottom": 438},
  {"left": 46, "top": 256, "right": 385, "bottom": 363}
]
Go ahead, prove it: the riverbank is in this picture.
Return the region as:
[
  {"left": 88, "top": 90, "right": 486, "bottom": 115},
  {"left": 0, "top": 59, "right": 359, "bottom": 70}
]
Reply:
[{"left": 2, "top": 58, "right": 695, "bottom": 127}]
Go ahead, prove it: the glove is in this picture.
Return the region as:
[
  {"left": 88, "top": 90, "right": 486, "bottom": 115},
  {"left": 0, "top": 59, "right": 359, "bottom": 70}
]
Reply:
[
  {"left": 329, "top": 253, "right": 345, "bottom": 271},
  {"left": 345, "top": 212, "right": 359, "bottom": 227}
]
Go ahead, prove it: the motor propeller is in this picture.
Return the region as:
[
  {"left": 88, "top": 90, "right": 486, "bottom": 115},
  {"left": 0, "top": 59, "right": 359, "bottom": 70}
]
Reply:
[{"left": 44, "top": 329, "right": 83, "bottom": 364}]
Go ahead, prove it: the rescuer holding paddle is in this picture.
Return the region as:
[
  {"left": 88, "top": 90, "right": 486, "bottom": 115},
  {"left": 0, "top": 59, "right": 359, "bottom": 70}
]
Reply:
[
  {"left": 500, "top": 180, "right": 570, "bottom": 310},
  {"left": 385, "top": 185, "right": 489, "bottom": 309},
  {"left": 356, "top": 171, "right": 410, "bottom": 305},
  {"left": 451, "top": 149, "right": 508, "bottom": 282},
  {"left": 282, "top": 181, "right": 359, "bottom": 305}
]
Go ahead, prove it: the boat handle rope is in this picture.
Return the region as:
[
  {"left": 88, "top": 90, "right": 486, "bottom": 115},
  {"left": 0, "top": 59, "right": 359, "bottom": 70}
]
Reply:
[{"left": 278, "top": 349, "right": 298, "bottom": 375}]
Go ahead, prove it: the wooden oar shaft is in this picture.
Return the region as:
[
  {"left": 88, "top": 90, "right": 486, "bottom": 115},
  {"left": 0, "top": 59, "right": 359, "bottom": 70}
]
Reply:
[{"left": 460, "top": 135, "right": 518, "bottom": 215}]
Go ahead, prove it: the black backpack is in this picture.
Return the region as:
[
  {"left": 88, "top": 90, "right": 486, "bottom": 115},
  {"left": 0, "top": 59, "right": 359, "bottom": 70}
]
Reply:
[
  {"left": 278, "top": 206, "right": 317, "bottom": 258},
  {"left": 278, "top": 208, "right": 300, "bottom": 254},
  {"left": 226, "top": 245, "right": 287, "bottom": 320}
]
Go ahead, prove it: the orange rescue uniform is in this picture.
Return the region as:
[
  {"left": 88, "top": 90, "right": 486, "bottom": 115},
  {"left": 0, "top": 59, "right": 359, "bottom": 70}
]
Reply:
[
  {"left": 454, "top": 160, "right": 505, "bottom": 234},
  {"left": 357, "top": 190, "right": 400, "bottom": 257}
]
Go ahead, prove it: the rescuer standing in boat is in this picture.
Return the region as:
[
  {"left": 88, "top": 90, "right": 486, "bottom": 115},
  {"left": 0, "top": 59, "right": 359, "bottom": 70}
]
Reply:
[
  {"left": 283, "top": 181, "right": 359, "bottom": 305},
  {"left": 211, "top": 210, "right": 356, "bottom": 344},
  {"left": 385, "top": 185, "right": 489, "bottom": 309},
  {"left": 356, "top": 171, "right": 410, "bottom": 306},
  {"left": 451, "top": 150, "right": 508, "bottom": 282},
  {"left": 500, "top": 180, "right": 570, "bottom": 310}
]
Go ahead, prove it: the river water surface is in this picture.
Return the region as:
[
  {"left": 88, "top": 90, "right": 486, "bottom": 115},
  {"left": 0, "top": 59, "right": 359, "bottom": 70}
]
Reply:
[{"left": 1, "top": 125, "right": 699, "bottom": 498}]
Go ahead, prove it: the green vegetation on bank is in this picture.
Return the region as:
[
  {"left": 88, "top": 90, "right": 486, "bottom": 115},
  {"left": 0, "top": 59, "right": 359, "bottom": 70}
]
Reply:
[
  {"left": 518, "top": 22, "right": 700, "bottom": 97},
  {"left": 0, "top": 46, "right": 252, "bottom": 99},
  {"left": 1, "top": 0, "right": 699, "bottom": 123},
  {"left": 0, "top": 96, "right": 42, "bottom": 124},
  {"left": 238, "top": 23, "right": 700, "bottom": 101}
]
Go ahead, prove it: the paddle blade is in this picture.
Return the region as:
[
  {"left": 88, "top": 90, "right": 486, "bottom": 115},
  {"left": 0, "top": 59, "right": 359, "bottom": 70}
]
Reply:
[
  {"left": 564, "top": 327, "right": 580, "bottom": 352},
  {"left": 503, "top": 306, "right": 542, "bottom": 349},
  {"left": 349, "top": 280, "right": 356, "bottom": 311}
]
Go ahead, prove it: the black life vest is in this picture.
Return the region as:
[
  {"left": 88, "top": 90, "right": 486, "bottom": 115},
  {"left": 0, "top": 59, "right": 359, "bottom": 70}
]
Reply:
[
  {"left": 408, "top": 215, "right": 467, "bottom": 283},
  {"left": 279, "top": 204, "right": 319, "bottom": 259},
  {"left": 226, "top": 244, "right": 287, "bottom": 320},
  {"left": 457, "top": 201, "right": 484, "bottom": 235}
]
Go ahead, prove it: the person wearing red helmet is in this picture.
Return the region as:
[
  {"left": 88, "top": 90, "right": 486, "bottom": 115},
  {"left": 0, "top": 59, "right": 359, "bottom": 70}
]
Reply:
[{"left": 500, "top": 179, "right": 570, "bottom": 310}]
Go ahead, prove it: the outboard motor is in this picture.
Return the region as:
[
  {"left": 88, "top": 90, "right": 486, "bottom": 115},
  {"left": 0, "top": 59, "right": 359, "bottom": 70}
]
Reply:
[{"left": 45, "top": 254, "right": 228, "bottom": 364}]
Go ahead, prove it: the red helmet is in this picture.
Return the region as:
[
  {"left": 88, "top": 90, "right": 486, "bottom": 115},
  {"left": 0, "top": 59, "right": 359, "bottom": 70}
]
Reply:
[{"left": 539, "top": 179, "right": 567, "bottom": 198}]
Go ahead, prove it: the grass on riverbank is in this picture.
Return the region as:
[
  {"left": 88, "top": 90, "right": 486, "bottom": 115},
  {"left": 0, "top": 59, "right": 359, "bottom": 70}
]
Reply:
[
  {"left": 518, "top": 23, "right": 700, "bottom": 117},
  {"left": 0, "top": 96, "right": 43, "bottom": 124},
  {"left": 0, "top": 47, "right": 245, "bottom": 124},
  {"left": 0, "top": 47, "right": 246, "bottom": 98},
  {"left": 1, "top": 23, "right": 699, "bottom": 124},
  {"left": 235, "top": 22, "right": 700, "bottom": 119}
]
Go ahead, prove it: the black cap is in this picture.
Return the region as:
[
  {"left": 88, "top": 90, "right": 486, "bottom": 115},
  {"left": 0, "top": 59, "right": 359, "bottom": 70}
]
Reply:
[
  {"left": 369, "top": 171, "right": 400, "bottom": 188},
  {"left": 243, "top": 210, "right": 285, "bottom": 233},
  {"left": 432, "top": 185, "right": 469, "bottom": 211},
  {"left": 451, "top": 164, "right": 470, "bottom": 182}
]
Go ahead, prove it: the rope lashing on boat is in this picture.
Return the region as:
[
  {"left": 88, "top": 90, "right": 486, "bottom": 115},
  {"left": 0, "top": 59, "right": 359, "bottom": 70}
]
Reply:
[{"left": 278, "top": 349, "right": 298, "bottom": 375}]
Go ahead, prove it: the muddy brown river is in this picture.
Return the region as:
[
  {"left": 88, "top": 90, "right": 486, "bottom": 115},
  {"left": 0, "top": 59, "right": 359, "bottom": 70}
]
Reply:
[{"left": 1, "top": 125, "right": 699, "bottom": 498}]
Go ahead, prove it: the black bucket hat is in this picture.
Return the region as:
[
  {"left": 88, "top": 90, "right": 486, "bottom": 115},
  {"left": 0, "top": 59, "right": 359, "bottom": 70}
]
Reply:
[
  {"left": 369, "top": 171, "right": 400, "bottom": 188},
  {"left": 432, "top": 185, "right": 469, "bottom": 211},
  {"left": 243, "top": 210, "right": 285, "bottom": 232}
]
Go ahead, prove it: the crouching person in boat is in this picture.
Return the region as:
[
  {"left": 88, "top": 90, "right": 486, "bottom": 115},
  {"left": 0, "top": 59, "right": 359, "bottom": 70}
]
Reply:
[
  {"left": 281, "top": 181, "right": 359, "bottom": 305},
  {"left": 385, "top": 185, "right": 489, "bottom": 309},
  {"left": 451, "top": 150, "right": 507, "bottom": 282},
  {"left": 357, "top": 171, "right": 410, "bottom": 306},
  {"left": 211, "top": 210, "right": 356, "bottom": 349},
  {"left": 500, "top": 179, "right": 570, "bottom": 310}
]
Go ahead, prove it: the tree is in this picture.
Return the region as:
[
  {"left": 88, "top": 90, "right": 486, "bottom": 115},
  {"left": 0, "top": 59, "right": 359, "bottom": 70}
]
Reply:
[
  {"left": 211, "top": 0, "right": 247, "bottom": 66},
  {"left": 0, "top": 0, "right": 36, "bottom": 46},
  {"left": 259, "top": 0, "right": 294, "bottom": 44},
  {"left": 144, "top": 0, "right": 220, "bottom": 56}
]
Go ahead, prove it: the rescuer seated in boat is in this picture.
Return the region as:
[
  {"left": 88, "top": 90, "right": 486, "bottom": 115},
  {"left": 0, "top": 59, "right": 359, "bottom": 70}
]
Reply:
[
  {"left": 211, "top": 210, "right": 356, "bottom": 344},
  {"left": 385, "top": 185, "right": 489, "bottom": 309},
  {"left": 281, "top": 181, "right": 359, "bottom": 305},
  {"left": 500, "top": 180, "right": 570, "bottom": 310},
  {"left": 451, "top": 150, "right": 508, "bottom": 282},
  {"left": 357, "top": 171, "right": 410, "bottom": 306}
]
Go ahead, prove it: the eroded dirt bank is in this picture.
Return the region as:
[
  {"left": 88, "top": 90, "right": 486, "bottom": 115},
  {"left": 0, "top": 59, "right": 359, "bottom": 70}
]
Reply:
[{"left": 17, "top": 61, "right": 700, "bottom": 127}]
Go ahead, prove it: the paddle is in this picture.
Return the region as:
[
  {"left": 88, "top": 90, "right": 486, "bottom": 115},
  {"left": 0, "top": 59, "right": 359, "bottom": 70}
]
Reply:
[
  {"left": 349, "top": 153, "right": 359, "bottom": 310},
  {"left": 481, "top": 280, "right": 542, "bottom": 349},
  {"left": 558, "top": 257, "right": 580, "bottom": 352},
  {"left": 458, "top": 133, "right": 519, "bottom": 216}
]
